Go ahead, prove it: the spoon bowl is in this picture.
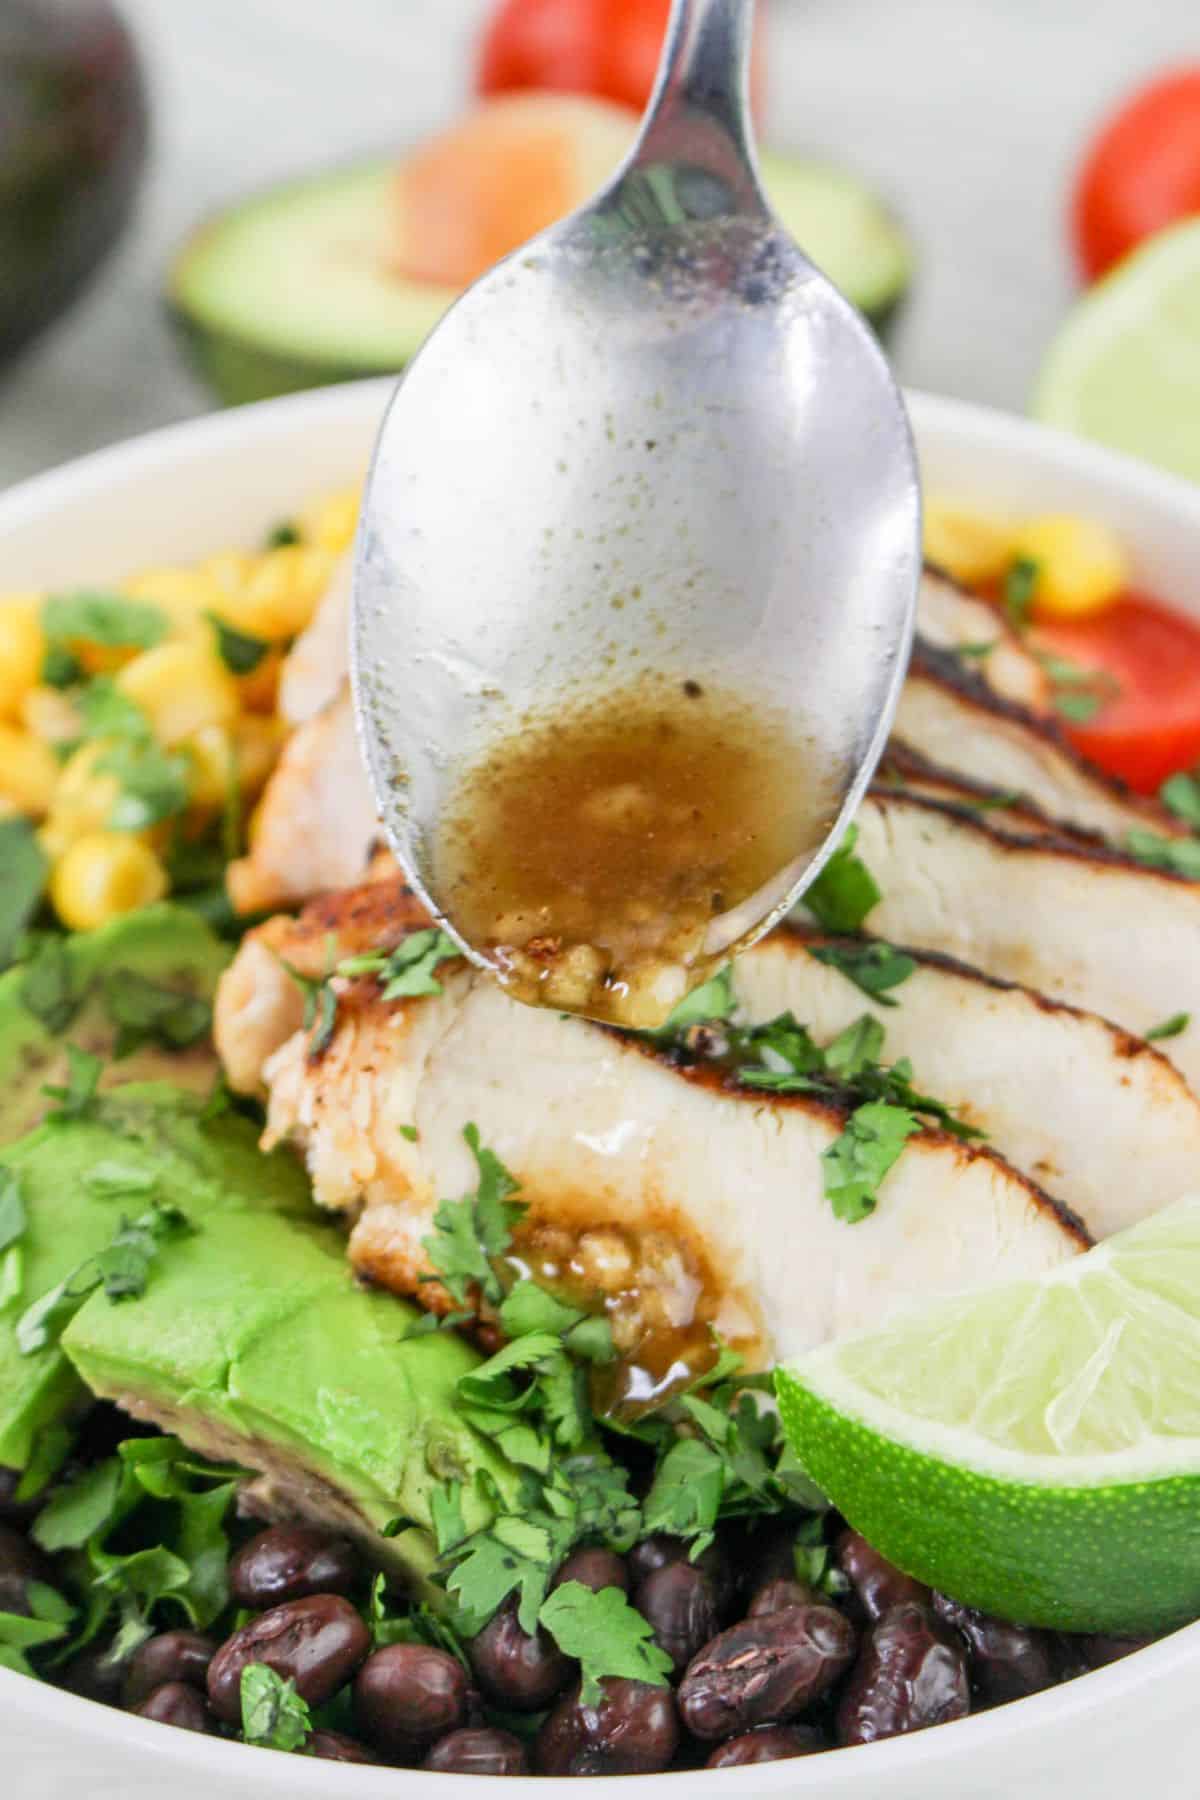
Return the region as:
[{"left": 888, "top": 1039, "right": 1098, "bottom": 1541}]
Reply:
[{"left": 352, "top": 0, "right": 921, "bottom": 1018}]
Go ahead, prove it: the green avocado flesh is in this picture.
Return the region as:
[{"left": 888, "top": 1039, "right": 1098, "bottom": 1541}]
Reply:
[
  {"left": 169, "top": 154, "right": 913, "bottom": 406},
  {"left": 0, "top": 904, "right": 229, "bottom": 1145},
  {"left": 2, "top": 1086, "right": 512, "bottom": 1578}
]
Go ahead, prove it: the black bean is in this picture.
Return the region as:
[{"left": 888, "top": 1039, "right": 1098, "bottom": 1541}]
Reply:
[
  {"left": 836, "top": 1530, "right": 931, "bottom": 1622},
  {"left": 551, "top": 1547, "right": 629, "bottom": 1595},
  {"left": 423, "top": 1727, "right": 529, "bottom": 1775},
  {"left": 1077, "top": 1633, "right": 1155, "bottom": 1669},
  {"left": 134, "top": 1682, "right": 215, "bottom": 1735},
  {"left": 748, "top": 1578, "right": 819, "bottom": 1618},
  {"left": 124, "top": 1631, "right": 217, "bottom": 1708},
  {"left": 58, "top": 1642, "right": 130, "bottom": 1708},
  {"left": 932, "top": 1594, "right": 1057, "bottom": 1705},
  {"left": 307, "top": 1729, "right": 381, "bottom": 1763},
  {"left": 838, "top": 1602, "right": 970, "bottom": 1745},
  {"left": 706, "top": 1724, "right": 828, "bottom": 1767},
  {"left": 207, "top": 1594, "right": 370, "bottom": 1724},
  {"left": 636, "top": 1560, "right": 720, "bottom": 1676},
  {"left": 627, "top": 1535, "right": 738, "bottom": 1617},
  {"left": 536, "top": 1677, "right": 680, "bottom": 1776},
  {"left": 679, "top": 1604, "right": 856, "bottom": 1741},
  {"left": 228, "top": 1524, "right": 361, "bottom": 1610},
  {"left": 468, "top": 1595, "right": 573, "bottom": 1711},
  {"left": 354, "top": 1643, "right": 471, "bottom": 1755},
  {"left": 0, "top": 1522, "right": 54, "bottom": 1616}
]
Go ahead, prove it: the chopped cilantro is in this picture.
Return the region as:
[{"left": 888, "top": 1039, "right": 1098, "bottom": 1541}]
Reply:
[
  {"left": 1031, "top": 650, "right": 1120, "bottom": 725},
  {"left": 41, "top": 1043, "right": 103, "bottom": 1120},
  {"left": 1160, "top": 771, "right": 1200, "bottom": 831},
  {"left": 1146, "top": 1012, "right": 1190, "bottom": 1042},
  {"left": 16, "top": 1199, "right": 191, "bottom": 1354},
  {"left": 821, "top": 1101, "right": 920, "bottom": 1223},
  {"left": 422, "top": 1125, "right": 525, "bottom": 1307},
  {"left": 42, "top": 591, "right": 166, "bottom": 651},
  {"left": 19, "top": 936, "right": 84, "bottom": 1035},
  {"left": 280, "top": 958, "right": 340, "bottom": 1060},
  {"left": 40, "top": 642, "right": 82, "bottom": 689},
  {"left": 241, "top": 1664, "right": 312, "bottom": 1751},
  {"left": 0, "top": 1170, "right": 26, "bottom": 1256},
  {"left": 658, "top": 965, "right": 736, "bottom": 1033},
  {"left": 803, "top": 826, "right": 881, "bottom": 933},
  {"left": 641, "top": 1437, "right": 726, "bottom": 1547},
  {"left": 0, "top": 820, "right": 47, "bottom": 971},
  {"left": 540, "top": 1582, "right": 673, "bottom": 1703},
  {"left": 77, "top": 677, "right": 149, "bottom": 742},
  {"left": 96, "top": 737, "right": 191, "bottom": 832},
  {"left": 809, "top": 940, "right": 915, "bottom": 1007},
  {"left": 264, "top": 520, "right": 301, "bottom": 550},
  {"left": 1003, "top": 556, "right": 1039, "bottom": 631},
  {"left": 1126, "top": 830, "right": 1200, "bottom": 880},
  {"left": 955, "top": 640, "right": 997, "bottom": 660},
  {"left": 207, "top": 613, "right": 270, "bottom": 676},
  {"left": 337, "top": 927, "right": 461, "bottom": 1000},
  {"left": 399, "top": 1124, "right": 420, "bottom": 1143}
]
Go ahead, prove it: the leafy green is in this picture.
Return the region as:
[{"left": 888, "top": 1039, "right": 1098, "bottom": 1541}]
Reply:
[
  {"left": 15, "top": 1199, "right": 192, "bottom": 1354},
  {"left": 41, "top": 643, "right": 82, "bottom": 689},
  {"left": 42, "top": 591, "right": 166, "bottom": 651},
  {"left": 33, "top": 1458, "right": 124, "bottom": 1552},
  {"left": 803, "top": 826, "right": 881, "bottom": 933},
  {"left": 96, "top": 737, "right": 191, "bottom": 833},
  {"left": 955, "top": 640, "right": 997, "bottom": 661},
  {"left": 280, "top": 959, "right": 340, "bottom": 1060},
  {"left": 1147, "top": 1012, "right": 1191, "bottom": 1042},
  {"left": 264, "top": 520, "right": 301, "bottom": 549},
  {"left": 809, "top": 941, "right": 915, "bottom": 1007},
  {"left": 540, "top": 1582, "right": 673, "bottom": 1703},
  {"left": 1126, "top": 830, "right": 1200, "bottom": 880},
  {"left": 1003, "top": 556, "right": 1039, "bottom": 630},
  {"left": 821, "top": 1101, "right": 920, "bottom": 1223},
  {"left": 657, "top": 966, "right": 736, "bottom": 1033},
  {"left": 19, "top": 936, "right": 84, "bottom": 1035},
  {"left": 641, "top": 1438, "right": 726, "bottom": 1545},
  {"left": 77, "top": 678, "right": 150, "bottom": 743},
  {"left": 207, "top": 613, "right": 269, "bottom": 676},
  {"left": 337, "top": 927, "right": 461, "bottom": 1000},
  {"left": 0, "top": 819, "right": 47, "bottom": 970},
  {"left": 41, "top": 1044, "right": 103, "bottom": 1120},
  {"left": 422, "top": 1125, "right": 525, "bottom": 1306},
  {"left": 1161, "top": 771, "right": 1200, "bottom": 831},
  {"left": 1031, "top": 650, "right": 1120, "bottom": 725},
  {"left": 241, "top": 1664, "right": 313, "bottom": 1750},
  {"left": 0, "top": 1170, "right": 26, "bottom": 1256},
  {"left": 101, "top": 969, "right": 212, "bottom": 1059}
]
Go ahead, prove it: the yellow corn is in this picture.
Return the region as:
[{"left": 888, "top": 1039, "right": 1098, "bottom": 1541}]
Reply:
[
  {"left": 122, "top": 568, "right": 220, "bottom": 648},
  {"left": 301, "top": 486, "right": 361, "bottom": 554},
  {"left": 116, "top": 641, "right": 238, "bottom": 745},
  {"left": 0, "top": 724, "right": 58, "bottom": 815},
  {"left": 183, "top": 724, "right": 235, "bottom": 809},
  {"left": 0, "top": 596, "right": 46, "bottom": 718},
  {"left": 233, "top": 713, "right": 287, "bottom": 797},
  {"left": 21, "top": 685, "right": 81, "bottom": 745},
  {"left": 1008, "top": 515, "right": 1129, "bottom": 621},
  {"left": 220, "top": 545, "right": 336, "bottom": 640},
  {"left": 200, "top": 552, "right": 257, "bottom": 601},
  {"left": 50, "top": 832, "right": 167, "bottom": 931},
  {"left": 40, "top": 741, "right": 123, "bottom": 857},
  {"left": 923, "top": 500, "right": 1014, "bottom": 587}
]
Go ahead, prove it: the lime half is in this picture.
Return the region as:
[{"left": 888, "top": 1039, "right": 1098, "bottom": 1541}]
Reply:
[
  {"left": 1033, "top": 217, "right": 1200, "bottom": 484},
  {"left": 776, "top": 1195, "right": 1200, "bottom": 1633}
]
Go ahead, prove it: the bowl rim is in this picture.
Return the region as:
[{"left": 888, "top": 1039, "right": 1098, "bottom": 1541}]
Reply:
[{"left": 3, "top": 376, "right": 1200, "bottom": 1795}]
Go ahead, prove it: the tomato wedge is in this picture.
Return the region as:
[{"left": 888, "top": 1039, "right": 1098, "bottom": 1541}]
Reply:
[{"left": 1033, "top": 593, "right": 1200, "bottom": 793}]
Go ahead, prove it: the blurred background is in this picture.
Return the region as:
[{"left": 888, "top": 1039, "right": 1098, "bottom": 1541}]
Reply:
[{"left": 2, "top": 0, "right": 1198, "bottom": 488}]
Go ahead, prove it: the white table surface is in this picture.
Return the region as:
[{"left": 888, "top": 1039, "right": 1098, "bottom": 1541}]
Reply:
[{"left": 1, "top": 0, "right": 1196, "bottom": 490}]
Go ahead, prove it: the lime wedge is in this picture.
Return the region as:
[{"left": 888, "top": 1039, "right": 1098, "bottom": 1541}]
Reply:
[
  {"left": 776, "top": 1195, "right": 1200, "bottom": 1633},
  {"left": 1033, "top": 217, "right": 1200, "bottom": 484}
]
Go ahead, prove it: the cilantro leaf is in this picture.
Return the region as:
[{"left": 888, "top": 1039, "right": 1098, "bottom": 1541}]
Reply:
[
  {"left": 955, "top": 640, "right": 997, "bottom": 661},
  {"left": 0, "top": 820, "right": 47, "bottom": 971},
  {"left": 207, "top": 613, "right": 269, "bottom": 675},
  {"left": 423, "top": 1126, "right": 524, "bottom": 1307},
  {"left": 498, "top": 1281, "right": 585, "bottom": 1341},
  {"left": 19, "top": 936, "right": 84, "bottom": 1034},
  {"left": 809, "top": 940, "right": 915, "bottom": 1007},
  {"left": 1126, "top": 830, "right": 1200, "bottom": 880},
  {"left": 1161, "top": 771, "right": 1200, "bottom": 831},
  {"left": 658, "top": 966, "right": 735, "bottom": 1033},
  {"left": 42, "top": 591, "right": 166, "bottom": 651},
  {"left": 240, "top": 1663, "right": 312, "bottom": 1750},
  {"left": 337, "top": 927, "right": 461, "bottom": 1000},
  {"left": 641, "top": 1437, "right": 726, "bottom": 1548},
  {"left": 0, "top": 1170, "right": 26, "bottom": 1257},
  {"left": 102, "top": 969, "right": 212, "bottom": 1059},
  {"left": 264, "top": 520, "right": 301, "bottom": 549},
  {"left": 540, "top": 1581, "right": 673, "bottom": 1703},
  {"left": 32, "top": 1458, "right": 124, "bottom": 1552},
  {"left": 803, "top": 826, "right": 881, "bottom": 933},
  {"left": 96, "top": 737, "right": 190, "bottom": 832},
  {"left": 1003, "top": 556, "right": 1039, "bottom": 631},
  {"left": 446, "top": 1529, "right": 557, "bottom": 1637},
  {"left": 41, "top": 643, "right": 82, "bottom": 689},
  {"left": 41, "top": 1044, "right": 102, "bottom": 1120},
  {"left": 1147, "top": 1012, "right": 1190, "bottom": 1042},
  {"left": 821, "top": 1101, "right": 920, "bottom": 1223},
  {"left": 15, "top": 1200, "right": 191, "bottom": 1354},
  {"left": 1031, "top": 650, "right": 1120, "bottom": 725},
  {"left": 77, "top": 677, "right": 150, "bottom": 743},
  {"left": 824, "top": 1015, "right": 886, "bottom": 1079}
]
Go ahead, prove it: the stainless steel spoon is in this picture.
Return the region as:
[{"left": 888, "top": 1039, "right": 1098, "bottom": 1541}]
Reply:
[{"left": 352, "top": 0, "right": 920, "bottom": 1011}]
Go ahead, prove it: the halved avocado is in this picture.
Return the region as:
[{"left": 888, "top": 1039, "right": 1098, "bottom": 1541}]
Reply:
[
  {"left": 0, "top": 904, "right": 230, "bottom": 1144},
  {"left": 169, "top": 153, "right": 913, "bottom": 407}
]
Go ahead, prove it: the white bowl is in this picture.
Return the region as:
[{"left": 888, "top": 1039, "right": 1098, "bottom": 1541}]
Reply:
[{"left": 5, "top": 381, "right": 1200, "bottom": 1799}]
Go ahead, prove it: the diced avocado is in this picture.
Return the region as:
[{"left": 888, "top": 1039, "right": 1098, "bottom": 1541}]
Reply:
[
  {"left": 51, "top": 1089, "right": 515, "bottom": 1572},
  {"left": 0, "top": 904, "right": 230, "bottom": 1145},
  {"left": 168, "top": 154, "right": 913, "bottom": 407}
]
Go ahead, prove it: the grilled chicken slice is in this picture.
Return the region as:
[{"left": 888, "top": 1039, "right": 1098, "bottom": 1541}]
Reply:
[
  {"left": 916, "top": 567, "right": 1049, "bottom": 711},
  {"left": 894, "top": 642, "right": 1183, "bottom": 846},
  {"left": 840, "top": 789, "right": 1200, "bottom": 1091},
  {"left": 875, "top": 744, "right": 1103, "bottom": 845},
  {"left": 278, "top": 555, "right": 352, "bottom": 726},
  {"left": 733, "top": 928, "right": 1200, "bottom": 1238}
]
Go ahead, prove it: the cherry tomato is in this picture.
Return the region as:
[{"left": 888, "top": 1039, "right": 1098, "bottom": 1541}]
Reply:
[
  {"left": 1072, "top": 68, "right": 1200, "bottom": 282},
  {"left": 1033, "top": 593, "right": 1200, "bottom": 793},
  {"left": 476, "top": 0, "right": 766, "bottom": 119}
]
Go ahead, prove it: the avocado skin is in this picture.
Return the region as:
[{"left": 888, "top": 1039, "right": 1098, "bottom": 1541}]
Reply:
[
  {"left": 0, "top": 903, "right": 229, "bottom": 1146},
  {"left": 0, "top": 1, "right": 148, "bottom": 366}
]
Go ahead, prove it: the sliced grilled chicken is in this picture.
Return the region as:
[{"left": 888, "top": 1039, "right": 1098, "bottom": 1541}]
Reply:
[
  {"left": 875, "top": 744, "right": 1100, "bottom": 845},
  {"left": 840, "top": 789, "right": 1200, "bottom": 1091},
  {"left": 916, "top": 566, "right": 1049, "bottom": 711},
  {"left": 278, "top": 555, "right": 351, "bottom": 725},
  {"left": 733, "top": 928, "right": 1200, "bottom": 1238},
  {"left": 226, "top": 691, "right": 378, "bottom": 916},
  {"left": 895, "top": 641, "right": 1183, "bottom": 845}
]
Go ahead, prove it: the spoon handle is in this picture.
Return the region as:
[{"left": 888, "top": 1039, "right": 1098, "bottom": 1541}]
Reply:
[{"left": 626, "top": 0, "right": 763, "bottom": 206}]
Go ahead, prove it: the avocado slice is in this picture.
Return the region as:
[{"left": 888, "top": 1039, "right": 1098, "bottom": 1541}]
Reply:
[
  {"left": 0, "top": 904, "right": 230, "bottom": 1146},
  {"left": 46, "top": 1088, "right": 515, "bottom": 1576},
  {"left": 168, "top": 153, "right": 913, "bottom": 407}
]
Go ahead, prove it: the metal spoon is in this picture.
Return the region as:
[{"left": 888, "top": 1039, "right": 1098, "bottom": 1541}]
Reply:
[{"left": 352, "top": 0, "right": 920, "bottom": 1012}]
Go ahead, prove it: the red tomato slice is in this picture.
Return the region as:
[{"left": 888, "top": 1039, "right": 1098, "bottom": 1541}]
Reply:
[
  {"left": 1033, "top": 594, "right": 1200, "bottom": 793},
  {"left": 1072, "top": 67, "right": 1200, "bottom": 282}
]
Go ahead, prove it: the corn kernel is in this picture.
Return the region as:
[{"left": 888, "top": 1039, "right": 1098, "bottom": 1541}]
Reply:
[
  {"left": 0, "top": 724, "right": 58, "bottom": 815},
  {"left": 50, "top": 832, "right": 167, "bottom": 931},
  {"left": 122, "top": 568, "right": 219, "bottom": 648},
  {"left": 237, "top": 645, "right": 283, "bottom": 715},
  {"left": 0, "top": 597, "right": 46, "bottom": 718},
  {"left": 116, "top": 641, "right": 238, "bottom": 745},
  {"left": 40, "top": 741, "right": 123, "bottom": 856},
  {"left": 200, "top": 553, "right": 257, "bottom": 600},
  {"left": 220, "top": 545, "right": 336, "bottom": 640},
  {"left": 1008, "top": 515, "right": 1129, "bottom": 621},
  {"left": 302, "top": 486, "right": 361, "bottom": 554},
  {"left": 923, "top": 500, "right": 1015, "bottom": 587},
  {"left": 183, "top": 724, "right": 235, "bottom": 808},
  {"left": 233, "top": 713, "right": 287, "bottom": 797},
  {"left": 21, "top": 685, "right": 81, "bottom": 745}
]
